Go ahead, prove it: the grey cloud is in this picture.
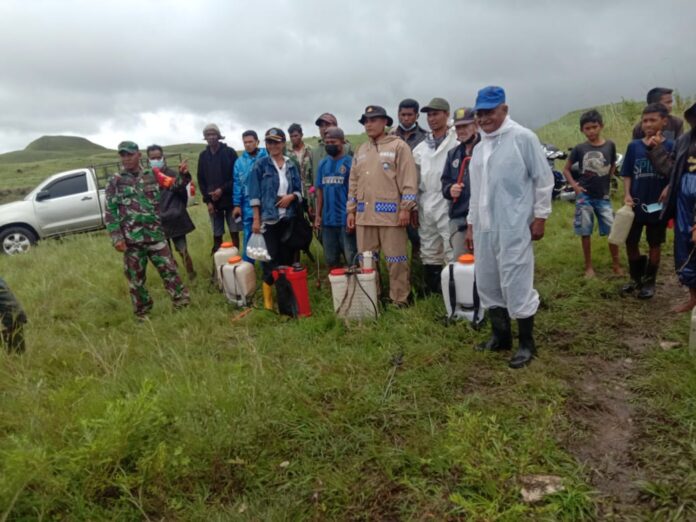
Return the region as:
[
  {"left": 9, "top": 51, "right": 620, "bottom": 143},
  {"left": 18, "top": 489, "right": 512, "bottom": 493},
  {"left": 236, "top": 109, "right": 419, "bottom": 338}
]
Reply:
[{"left": 0, "top": 0, "right": 694, "bottom": 152}]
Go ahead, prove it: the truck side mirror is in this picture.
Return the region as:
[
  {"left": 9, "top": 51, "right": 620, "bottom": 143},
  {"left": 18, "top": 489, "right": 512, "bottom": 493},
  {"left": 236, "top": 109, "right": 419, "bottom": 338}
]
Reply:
[{"left": 36, "top": 190, "right": 50, "bottom": 201}]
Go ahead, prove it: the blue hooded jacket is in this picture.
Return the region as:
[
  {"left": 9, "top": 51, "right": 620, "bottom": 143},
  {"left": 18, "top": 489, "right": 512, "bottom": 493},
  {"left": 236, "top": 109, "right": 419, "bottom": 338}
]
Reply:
[{"left": 233, "top": 147, "right": 268, "bottom": 216}]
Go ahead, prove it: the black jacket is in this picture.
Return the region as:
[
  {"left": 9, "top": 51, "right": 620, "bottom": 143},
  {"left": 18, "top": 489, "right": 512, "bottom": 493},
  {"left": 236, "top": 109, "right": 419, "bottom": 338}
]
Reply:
[
  {"left": 441, "top": 138, "right": 478, "bottom": 220},
  {"left": 661, "top": 130, "right": 696, "bottom": 222},
  {"left": 391, "top": 124, "right": 428, "bottom": 150},
  {"left": 197, "top": 142, "right": 238, "bottom": 209},
  {"left": 159, "top": 167, "right": 195, "bottom": 239}
]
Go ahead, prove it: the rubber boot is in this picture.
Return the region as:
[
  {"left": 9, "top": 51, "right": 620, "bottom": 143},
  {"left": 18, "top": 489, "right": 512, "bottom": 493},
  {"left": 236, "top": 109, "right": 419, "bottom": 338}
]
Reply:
[
  {"left": 509, "top": 315, "right": 536, "bottom": 369},
  {"left": 424, "top": 265, "right": 443, "bottom": 295},
  {"left": 621, "top": 255, "right": 647, "bottom": 294},
  {"left": 476, "top": 307, "right": 512, "bottom": 351},
  {"left": 637, "top": 263, "right": 658, "bottom": 299},
  {"left": 209, "top": 236, "right": 223, "bottom": 283},
  {"left": 211, "top": 235, "right": 223, "bottom": 255},
  {"left": 262, "top": 282, "right": 274, "bottom": 311}
]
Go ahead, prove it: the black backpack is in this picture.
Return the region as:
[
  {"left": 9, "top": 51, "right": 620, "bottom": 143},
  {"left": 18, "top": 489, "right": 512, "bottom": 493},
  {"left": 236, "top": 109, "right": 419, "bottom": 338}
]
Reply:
[{"left": 275, "top": 272, "right": 298, "bottom": 318}]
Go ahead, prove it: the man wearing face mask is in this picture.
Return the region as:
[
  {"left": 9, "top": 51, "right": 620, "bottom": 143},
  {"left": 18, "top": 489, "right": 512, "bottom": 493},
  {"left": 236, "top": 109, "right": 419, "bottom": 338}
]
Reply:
[
  {"left": 106, "top": 141, "right": 190, "bottom": 319},
  {"left": 314, "top": 127, "right": 357, "bottom": 269},
  {"left": 441, "top": 107, "right": 480, "bottom": 259},
  {"left": 233, "top": 131, "right": 268, "bottom": 262},
  {"left": 465, "top": 87, "right": 553, "bottom": 369},
  {"left": 412, "top": 97, "right": 460, "bottom": 294},
  {"left": 391, "top": 98, "right": 427, "bottom": 265},
  {"left": 391, "top": 98, "right": 428, "bottom": 149},
  {"left": 311, "top": 113, "right": 353, "bottom": 178},
  {"left": 147, "top": 145, "right": 196, "bottom": 280}
]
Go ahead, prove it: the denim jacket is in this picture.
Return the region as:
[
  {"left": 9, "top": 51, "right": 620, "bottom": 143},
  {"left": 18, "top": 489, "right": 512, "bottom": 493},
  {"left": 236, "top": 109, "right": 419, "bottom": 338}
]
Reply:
[{"left": 248, "top": 155, "right": 303, "bottom": 224}]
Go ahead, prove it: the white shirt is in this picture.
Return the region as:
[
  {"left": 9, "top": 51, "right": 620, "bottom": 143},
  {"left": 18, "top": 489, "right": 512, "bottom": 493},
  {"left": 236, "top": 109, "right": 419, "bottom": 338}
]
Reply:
[{"left": 273, "top": 156, "right": 289, "bottom": 218}]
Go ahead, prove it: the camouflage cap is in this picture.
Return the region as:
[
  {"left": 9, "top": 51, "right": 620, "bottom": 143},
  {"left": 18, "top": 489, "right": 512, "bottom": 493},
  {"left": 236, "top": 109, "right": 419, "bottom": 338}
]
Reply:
[
  {"left": 421, "top": 97, "right": 450, "bottom": 113},
  {"left": 453, "top": 107, "right": 476, "bottom": 125},
  {"left": 315, "top": 112, "right": 338, "bottom": 126},
  {"left": 117, "top": 141, "right": 139, "bottom": 154},
  {"left": 264, "top": 127, "right": 286, "bottom": 142},
  {"left": 324, "top": 126, "right": 345, "bottom": 141}
]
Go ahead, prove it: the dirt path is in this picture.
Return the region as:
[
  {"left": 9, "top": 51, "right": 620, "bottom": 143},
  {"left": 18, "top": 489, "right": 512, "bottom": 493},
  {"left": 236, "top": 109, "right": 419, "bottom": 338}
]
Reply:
[{"left": 560, "top": 263, "right": 686, "bottom": 518}]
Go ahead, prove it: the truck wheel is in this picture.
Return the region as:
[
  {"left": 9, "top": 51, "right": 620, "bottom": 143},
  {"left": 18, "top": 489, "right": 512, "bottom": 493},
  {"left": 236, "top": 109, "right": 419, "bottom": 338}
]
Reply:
[{"left": 0, "top": 227, "right": 37, "bottom": 255}]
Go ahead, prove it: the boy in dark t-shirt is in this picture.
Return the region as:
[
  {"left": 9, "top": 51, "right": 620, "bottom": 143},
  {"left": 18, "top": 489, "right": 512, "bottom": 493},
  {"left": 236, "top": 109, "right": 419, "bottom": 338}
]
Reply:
[
  {"left": 620, "top": 103, "right": 674, "bottom": 299},
  {"left": 563, "top": 110, "right": 621, "bottom": 277},
  {"left": 314, "top": 127, "right": 357, "bottom": 269}
]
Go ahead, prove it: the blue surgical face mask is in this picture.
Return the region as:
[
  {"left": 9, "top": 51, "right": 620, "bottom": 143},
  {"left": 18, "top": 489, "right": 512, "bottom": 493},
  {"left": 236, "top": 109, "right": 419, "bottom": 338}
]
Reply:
[
  {"left": 641, "top": 202, "right": 663, "bottom": 214},
  {"left": 149, "top": 159, "right": 164, "bottom": 169},
  {"left": 399, "top": 122, "right": 417, "bottom": 132}
]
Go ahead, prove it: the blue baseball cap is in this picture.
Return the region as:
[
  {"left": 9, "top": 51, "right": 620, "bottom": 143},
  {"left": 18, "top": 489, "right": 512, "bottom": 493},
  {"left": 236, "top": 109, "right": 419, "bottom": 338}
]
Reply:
[{"left": 474, "top": 86, "right": 506, "bottom": 111}]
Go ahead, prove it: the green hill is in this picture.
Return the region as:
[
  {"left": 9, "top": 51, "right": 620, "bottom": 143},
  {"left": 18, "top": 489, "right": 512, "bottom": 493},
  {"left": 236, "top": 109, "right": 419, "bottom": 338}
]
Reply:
[
  {"left": 24, "top": 135, "right": 108, "bottom": 153},
  {"left": 537, "top": 95, "right": 694, "bottom": 154},
  {"left": 0, "top": 135, "right": 111, "bottom": 167}
]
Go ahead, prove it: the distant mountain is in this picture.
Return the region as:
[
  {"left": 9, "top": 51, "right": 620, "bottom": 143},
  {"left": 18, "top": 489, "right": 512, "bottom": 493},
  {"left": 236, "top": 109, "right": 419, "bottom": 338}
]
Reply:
[
  {"left": 24, "top": 135, "right": 108, "bottom": 153},
  {"left": 0, "top": 135, "right": 111, "bottom": 164}
]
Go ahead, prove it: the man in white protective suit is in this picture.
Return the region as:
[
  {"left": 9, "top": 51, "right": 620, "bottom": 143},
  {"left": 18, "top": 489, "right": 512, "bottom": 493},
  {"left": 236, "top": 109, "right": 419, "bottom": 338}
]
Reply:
[
  {"left": 412, "top": 97, "right": 460, "bottom": 293},
  {"left": 464, "top": 86, "right": 554, "bottom": 369}
]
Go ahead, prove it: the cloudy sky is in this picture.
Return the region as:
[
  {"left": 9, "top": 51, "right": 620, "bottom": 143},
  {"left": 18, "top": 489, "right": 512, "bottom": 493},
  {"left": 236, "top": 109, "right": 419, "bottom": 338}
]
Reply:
[{"left": 0, "top": 0, "right": 694, "bottom": 153}]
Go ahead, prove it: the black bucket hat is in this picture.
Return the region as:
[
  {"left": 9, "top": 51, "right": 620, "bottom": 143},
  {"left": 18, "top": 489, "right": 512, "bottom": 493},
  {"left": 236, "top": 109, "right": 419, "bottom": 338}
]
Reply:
[{"left": 358, "top": 105, "right": 393, "bottom": 126}]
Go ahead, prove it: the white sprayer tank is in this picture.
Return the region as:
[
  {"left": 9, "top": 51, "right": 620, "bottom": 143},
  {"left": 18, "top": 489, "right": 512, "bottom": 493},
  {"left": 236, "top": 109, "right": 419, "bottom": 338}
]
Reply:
[
  {"left": 214, "top": 242, "right": 239, "bottom": 288},
  {"left": 220, "top": 255, "right": 256, "bottom": 306},
  {"left": 441, "top": 254, "right": 483, "bottom": 323},
  {"left": 608, "top": 205, "right": 635, "bottom": 246},
  {"left": 329, "top": 267, "right": 379, "bottom": 320}
]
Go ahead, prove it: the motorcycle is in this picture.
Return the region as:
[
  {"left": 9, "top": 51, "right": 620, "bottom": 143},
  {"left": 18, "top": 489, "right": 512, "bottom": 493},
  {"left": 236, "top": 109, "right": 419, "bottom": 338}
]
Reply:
[
  {"left": 542, "top": 144, "right": 569, "bottom": 200},
  {"left": 544, "top": 144, "right": 623, "bottom": 202}
]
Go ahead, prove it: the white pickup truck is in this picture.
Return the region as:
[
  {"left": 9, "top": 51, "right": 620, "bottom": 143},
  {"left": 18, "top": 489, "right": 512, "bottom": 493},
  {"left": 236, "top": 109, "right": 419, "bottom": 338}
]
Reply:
[{"left": 0, "top": 161, "right": 195, "bottom": 255}]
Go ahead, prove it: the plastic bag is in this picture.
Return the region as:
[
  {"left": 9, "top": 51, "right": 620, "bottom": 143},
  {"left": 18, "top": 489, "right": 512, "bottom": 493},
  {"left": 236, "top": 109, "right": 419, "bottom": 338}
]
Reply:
[{"left": 247, "top": 233, "right": 271, "bottom": 261}]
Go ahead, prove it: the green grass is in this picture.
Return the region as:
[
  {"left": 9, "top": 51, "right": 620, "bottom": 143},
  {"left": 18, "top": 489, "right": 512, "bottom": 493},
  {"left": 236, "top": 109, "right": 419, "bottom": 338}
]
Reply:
[{"left": 0, "top": 198, "right": 694, "bottom": 520}]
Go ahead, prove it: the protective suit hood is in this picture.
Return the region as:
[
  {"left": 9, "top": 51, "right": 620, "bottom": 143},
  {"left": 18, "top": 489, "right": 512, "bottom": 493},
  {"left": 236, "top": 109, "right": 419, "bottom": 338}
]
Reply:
[{"left": 480, "top": 116, "right": 517, "bottom": 139}]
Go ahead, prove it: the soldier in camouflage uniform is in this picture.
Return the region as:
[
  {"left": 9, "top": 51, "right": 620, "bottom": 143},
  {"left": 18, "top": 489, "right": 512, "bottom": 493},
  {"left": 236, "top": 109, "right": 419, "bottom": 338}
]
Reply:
[
  {"left": 105, "top": 141, "right": 190, "bottom": 318},
  {"left": 286, "top": 123, "right": 314, "bottom": 217},
  {"left": 0, "top": 277, "right": 27, "bottom": 353}
]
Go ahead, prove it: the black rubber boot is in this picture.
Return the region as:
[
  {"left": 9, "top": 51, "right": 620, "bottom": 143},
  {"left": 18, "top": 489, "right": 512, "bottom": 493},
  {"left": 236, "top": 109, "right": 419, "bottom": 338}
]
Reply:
[
  {"left": 509, "top": 316, "right": 536, "bottom": 369},
  {"left": 424, "top": 265, "right": 443, "bottom": 295},
  {"left": 621, "top": 255, "right": 647, "bottom": 294},
  {"left": 637, "top": 263, "right": 659, "bottom": 299},
  {"left": 476, "top": 307, "right": 512, "bottom": 351},
  {"left": 211, "top": 235, "right": 223, "bottom": 255}
]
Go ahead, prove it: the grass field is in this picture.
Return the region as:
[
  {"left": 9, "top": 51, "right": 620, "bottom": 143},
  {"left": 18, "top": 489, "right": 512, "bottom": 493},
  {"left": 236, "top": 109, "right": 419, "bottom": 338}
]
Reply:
[{"left": 1, "top": 100, "right": 695, "bottom": 520}]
